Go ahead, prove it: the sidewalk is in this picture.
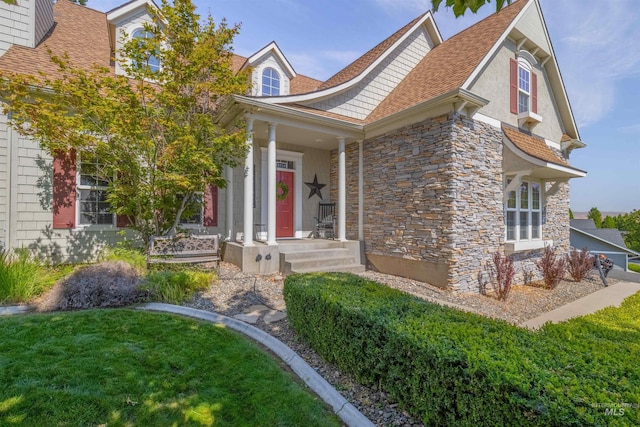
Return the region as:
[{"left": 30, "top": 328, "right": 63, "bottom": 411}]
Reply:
[{"left": 521, "top": 281, "right": 640, "bottom": 329}]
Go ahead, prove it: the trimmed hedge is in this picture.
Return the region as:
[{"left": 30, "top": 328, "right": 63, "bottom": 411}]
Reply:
[{"left": 284, "top": 273, "right": 640, "bottom": 426}]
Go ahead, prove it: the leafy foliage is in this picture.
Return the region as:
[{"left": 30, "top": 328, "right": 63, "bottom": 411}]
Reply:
[
  {"left": 536, "top": 245, "right": 566, "bottom": 289},
  {"left": 587, "top": 207, "right": 602, "bottom": 228},
  {"left": 0, "top": 249, "right": 50, "bottom": 303},
  {"left": 565, "top": 247, "right": 594, "bottom": 282},
  {"left": 615, "top": 209, "right": 640, "bottom": 252},
  {"left": 629, "top": 263, "right": 640, "bottom": 273},
  {"left": 431, "top": 0, "right": 512, "bottom": 17},
  {"left": 141, "top": 269, "right": 213, "bottom": 303},
  {"left": 0, "top": 0, "right": 250, "bottom": 245},
  {"left": 284, "top": 273, "right": 640, "bottom": 426}
]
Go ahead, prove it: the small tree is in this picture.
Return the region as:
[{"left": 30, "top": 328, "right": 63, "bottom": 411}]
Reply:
[
  {"left": 536, "top": 246, "right": 566, "bottom": 289},
  {"left": 601, "top": 216, "right": 617, "bottom": 229},
  {"left": 0, "top": 0, "right": 250, "bottom": 246},
  {"left": 486, "top": 251, "right": 515, "bottom": 301},
  {"left": 565, "top": 247, "right": 593, "bottom": 282}
]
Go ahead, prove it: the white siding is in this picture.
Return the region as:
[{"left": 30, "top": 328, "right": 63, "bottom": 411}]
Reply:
[
  {"left": 305, "top": 26, "right": 434, "bottom": 120},
  {"left": 0, "top": 114, "right": 8, "bottom": 247},
  {"left": 250, "top": 53, "right": 291, "bottom": 96},
  {"left": 0, "top": 0, "right": 31, "bottom": 55},
  {"left": 112, "top": 6, "right": 155, "bottom": 76}
]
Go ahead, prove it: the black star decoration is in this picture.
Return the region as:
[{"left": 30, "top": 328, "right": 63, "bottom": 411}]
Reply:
[{"left": 305, "top": 174, "right": 326, "bottom": 199}]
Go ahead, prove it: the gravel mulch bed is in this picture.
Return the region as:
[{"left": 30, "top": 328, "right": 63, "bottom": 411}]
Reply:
[{"left": 184, "top": 262, "right": 616, "bottom": 427}]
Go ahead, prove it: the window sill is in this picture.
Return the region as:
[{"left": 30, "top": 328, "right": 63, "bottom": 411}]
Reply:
[
  {"left": 73, "top": 224, "right": 118, "bottom": 232},
  {"left": 505, "top": 239, "right": 552, "bottom": 253},
  {"left": 517, "top": 111, "right": 542, "bottom": 129}
]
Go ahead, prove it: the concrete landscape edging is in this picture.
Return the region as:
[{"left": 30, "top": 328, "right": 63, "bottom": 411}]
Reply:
[{"left": 137, "top": 303, "right": 374, "bottom": 427}]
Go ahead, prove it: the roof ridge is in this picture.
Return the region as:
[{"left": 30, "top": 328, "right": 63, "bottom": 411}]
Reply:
[{"left": 317, "top": 11, "right": 429, "bottom": 91}]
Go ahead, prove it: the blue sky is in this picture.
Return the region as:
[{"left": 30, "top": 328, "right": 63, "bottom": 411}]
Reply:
[{"left": 94, "top": 0, "right": 640, "bottom": 213}]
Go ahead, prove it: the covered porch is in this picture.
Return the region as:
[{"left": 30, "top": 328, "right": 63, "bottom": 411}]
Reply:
[{"left": 218, "top": 96, "right": 366, "bottom": 274}]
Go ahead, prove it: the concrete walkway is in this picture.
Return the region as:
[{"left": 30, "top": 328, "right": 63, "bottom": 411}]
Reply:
[{"left": 521, "top": 281, "right": 640, "bottom": 329}]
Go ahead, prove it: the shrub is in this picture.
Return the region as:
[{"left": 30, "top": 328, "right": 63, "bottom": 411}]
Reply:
[
  {"left": 628, "top": 263, "right": 640, "bottom": 273},
  {"left": 487, "top": 251, "right": 515, "bottom": 300},
  {"left": 536, "top": 245, "right": 566, "bottom": 289},
  {"left": 565, "top": 247, "right": 593, "bottom": 282},
  {"left": 141, "top": 270, "right": 213, "bottom": 303},
  {"left": 44, "top": 261, "right": 145, "bottom": 311},
  {"left": 102, "top": 246, "right": 147, "bottom": 274},
  {"left": 284, "top": 273, "right": 640, "bottom": 426},
  {"left": 0, "top": 249, "right": 49, "bottom": 303}
]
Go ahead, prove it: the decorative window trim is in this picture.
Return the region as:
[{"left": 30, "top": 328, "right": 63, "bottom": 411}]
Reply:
[
  {"left": 504, "top": 177, "right": 544, "bottom": 248},
  {"left": 510, "top": 56, "right": 539, "bottom": 127}
]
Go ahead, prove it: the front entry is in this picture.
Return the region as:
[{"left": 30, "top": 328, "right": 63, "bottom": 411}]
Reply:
[{"left": 276, "top": 170, "right": 294, "bottom": 237}]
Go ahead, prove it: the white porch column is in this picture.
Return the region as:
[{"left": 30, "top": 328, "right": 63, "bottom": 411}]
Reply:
[
  {"left": 338, "top": 136, "right": 347, "bottom": 241},
  {"left": 267, "top": 122, "right": 278, "bottom": 245},
  {"left": 358, "top": 139, "right": 364, "bottom": 241},
  {"left": 225, "top": 165, "right": 233, "bottom": 241},
  {"left": 243, "top": 119, "right": 254, "bottom": 246}
]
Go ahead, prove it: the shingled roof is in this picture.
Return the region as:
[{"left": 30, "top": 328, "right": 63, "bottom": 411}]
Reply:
[
  {"left": 0, "top": 1, "right": 111, "bottom": 79},
  {"left": 366, "top": 0, "right": 527, "bottom": 123},
  {"left": 502, "top": 124, "right": 569, "bottom": 166}
]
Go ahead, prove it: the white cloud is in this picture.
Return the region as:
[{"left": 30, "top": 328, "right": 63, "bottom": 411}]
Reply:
[
  {"left": 540, "top": 0, "right": 640, "bottom": 127},
  {"left": 617, "top": 124, "right": 640, "bottom": 134}
]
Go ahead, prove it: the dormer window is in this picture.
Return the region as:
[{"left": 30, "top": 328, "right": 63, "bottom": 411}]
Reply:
[
  {"left": 132, "top": 29, "right": 160, "bottom": 73},
  {"left": 262, "top": 68, "right": 280, "bottom": 96}
]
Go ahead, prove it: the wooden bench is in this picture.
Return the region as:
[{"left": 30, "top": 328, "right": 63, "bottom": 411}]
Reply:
[{"left": 147, "top": 234, "right": 221, "bottom": 271}]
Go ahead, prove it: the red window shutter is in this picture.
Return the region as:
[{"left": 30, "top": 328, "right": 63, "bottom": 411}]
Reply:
[
  {"left": 203, "top": 185, "right": 218, "bottom": 227},
  {"left": 510, "top": 58, "right": 518, "bottom": 114},
  {"left": 52, "top": 149, "right": 76, "bottom": 229},
  {"left": 117, "top": 215, "right": 134, "bottom": 228},
  {"left": 531, "top": 72, "right": 538, "bottom": 114}
]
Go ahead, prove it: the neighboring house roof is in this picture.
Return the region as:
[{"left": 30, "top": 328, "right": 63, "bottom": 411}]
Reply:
[
  {"left": 570, "top": 226, "right": 640, "bottom": 256},
  {"left": 366, "top": 0, "right": 527, "bottom": 123},
  {"left": 570, "top": 219, "right": 597, "bottom": 230},
  {"left": 317, "top": 12, "right": 429, "bottom": 91},
  {"left": 502, "top": 124, "right": 568, "bottom": 166},
  {"left": 0, "top": 1, "right": 111, "bottom": 78}
]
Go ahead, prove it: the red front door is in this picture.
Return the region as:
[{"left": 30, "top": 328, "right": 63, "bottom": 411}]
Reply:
[{"left": 276, "top": 171, "right": 294, "bottom": 237}]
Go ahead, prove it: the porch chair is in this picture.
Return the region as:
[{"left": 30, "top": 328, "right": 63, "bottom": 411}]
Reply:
[{"left": 314, "top": 202, "right": 336, "bottom": 239}]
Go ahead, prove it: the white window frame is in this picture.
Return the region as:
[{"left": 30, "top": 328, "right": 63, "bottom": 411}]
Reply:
[
  {"left": 261, "top": 67, "right": 280, "bottom": 96},
  {"left": 517, "top": 60, "right": 531, "bottom": 114},
  {"left": 504, "top": 178, "right": 543, "bottom": 243},
  {"left": 75, "top": 153, "right": 116, "bottom": 229}
]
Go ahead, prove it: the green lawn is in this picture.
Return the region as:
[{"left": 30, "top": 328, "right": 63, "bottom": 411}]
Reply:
[{"left": 0, "top": 310, "right": 340, "bottom": 426}]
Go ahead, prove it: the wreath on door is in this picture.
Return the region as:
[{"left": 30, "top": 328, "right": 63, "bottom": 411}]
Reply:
[{"left": 276, "top": 181, "right": 289, "bottom": 201}]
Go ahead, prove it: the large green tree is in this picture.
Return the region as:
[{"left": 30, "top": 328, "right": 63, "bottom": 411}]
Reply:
[
  {"left": 431, "top": 0, "right": 512, "bottom": 17},
  {"left": 0, "top": 0, "right": 249, "bottom": 244},
  {"left": 616, "top": 210, "right": 640, "bottom": 252}
]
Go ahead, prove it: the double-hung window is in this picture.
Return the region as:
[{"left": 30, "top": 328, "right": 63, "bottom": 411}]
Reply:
[
  {"left": 518, "top": 64, "right": 530, "bottom": 113},
  {"left": 179, "top": 193, "right": 203, "bottom": 226},
  {"left": 77, "top": 153, "right": 114, "bottom": 226},
  {"left": 505, "top": 179, "right": 542, "bottom": 242}
]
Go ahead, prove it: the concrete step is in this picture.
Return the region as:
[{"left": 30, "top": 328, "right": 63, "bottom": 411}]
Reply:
[
  {"left": 282, "top": 247, "right": 350, "bottom": 261},
  {"left": 278, "top": 240, "right": 345, "bottom": 252},
  {"left": 286, "top": 255, "right": 356, "bottom": 272},
  {"left": 291, "top": 263, "right": 366, "bottom": 274}
]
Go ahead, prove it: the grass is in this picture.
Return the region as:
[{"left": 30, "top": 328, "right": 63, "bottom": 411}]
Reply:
[
  {"left": 0, "top": 310, "right": 340, "bottom": 426},
  {"left": 628, "top": 263, "right": 640, "bottom": 273},
  {"left": 141, "top": 270, "right": 213, "bottom": 303}
]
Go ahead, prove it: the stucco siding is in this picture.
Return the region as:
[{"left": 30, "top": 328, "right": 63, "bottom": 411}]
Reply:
[
  {"left": 470, "top": 42, "right": 565, "bottom": 142},
  {"left": 306, "top": 26, "right": 434, "bottom": 120}
]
